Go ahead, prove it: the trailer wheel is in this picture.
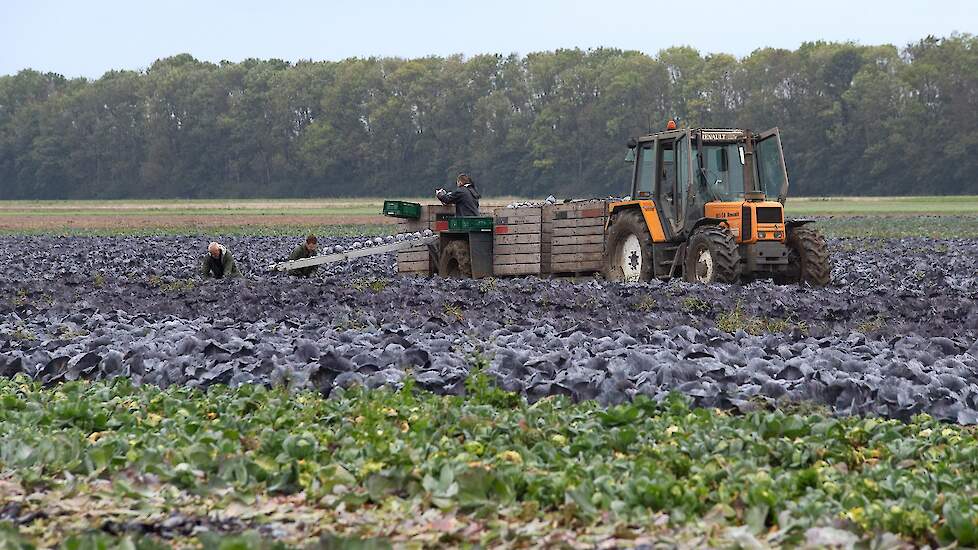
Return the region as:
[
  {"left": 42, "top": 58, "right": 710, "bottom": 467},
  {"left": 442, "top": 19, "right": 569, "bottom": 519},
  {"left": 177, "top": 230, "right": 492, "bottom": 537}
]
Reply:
[
  {"left": 604, "top": 209, "right": 655, "bottom": 282},
  {"left": 438, "top": 239, "right": 472, "bottom": 278}
]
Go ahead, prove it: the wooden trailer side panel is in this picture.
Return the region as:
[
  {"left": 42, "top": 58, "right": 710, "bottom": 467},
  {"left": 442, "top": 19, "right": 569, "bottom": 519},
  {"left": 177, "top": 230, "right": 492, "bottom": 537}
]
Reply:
[
  {"left": 541, "top": 205, "right": 553, "bottom": 275},
  {"left": 492, "top": 206, "right": 545, "bottom": 276},
  {"left": 549, "top": 200, "right": 607, "bottom": 275}
]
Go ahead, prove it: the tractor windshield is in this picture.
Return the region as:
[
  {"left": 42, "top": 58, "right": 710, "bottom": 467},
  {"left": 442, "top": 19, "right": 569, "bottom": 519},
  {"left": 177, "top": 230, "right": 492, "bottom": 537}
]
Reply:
[{"left": 697, "top": 144, "right": 745, "bottom": 202}]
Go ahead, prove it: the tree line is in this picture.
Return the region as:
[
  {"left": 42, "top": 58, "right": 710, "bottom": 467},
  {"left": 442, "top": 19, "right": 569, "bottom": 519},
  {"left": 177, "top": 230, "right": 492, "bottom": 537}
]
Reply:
[{"left": 0, "top": 34, "right": 975, "bottom": 200}]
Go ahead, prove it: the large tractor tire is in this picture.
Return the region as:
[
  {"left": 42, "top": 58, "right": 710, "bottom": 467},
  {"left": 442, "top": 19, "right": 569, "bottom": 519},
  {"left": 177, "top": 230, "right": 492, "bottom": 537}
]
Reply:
[
  {"left": 684, "top": 225, "right": 740, "bottom": 284},
  {"left": 781, "top": 226, "right": 831, "bottom": 286},
  {"left": 603, "top": 209, "right": 655, "bottom": 282},
  {"left": 438, "top": 239, "right": 472, "bottom": 278}
]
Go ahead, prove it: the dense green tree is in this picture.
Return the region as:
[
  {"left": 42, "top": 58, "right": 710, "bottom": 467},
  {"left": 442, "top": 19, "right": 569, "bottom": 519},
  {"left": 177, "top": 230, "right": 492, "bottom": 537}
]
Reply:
[{"left": 0, "top": 35, "right": 975, "bottom": 199}]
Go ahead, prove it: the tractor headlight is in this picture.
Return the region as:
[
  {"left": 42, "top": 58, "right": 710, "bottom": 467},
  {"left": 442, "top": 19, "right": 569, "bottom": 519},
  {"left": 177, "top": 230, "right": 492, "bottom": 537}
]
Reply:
[
  {"left": 774, "top": 232, "right": 783, "bottom": 239},
  {"left": 757, "top": 231, "right": 766, "bottom": 239}
]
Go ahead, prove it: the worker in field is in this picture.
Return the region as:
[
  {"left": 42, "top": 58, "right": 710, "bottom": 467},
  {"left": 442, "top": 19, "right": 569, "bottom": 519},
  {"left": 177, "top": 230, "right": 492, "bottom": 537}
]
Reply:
[
  {"left": 287, "top": 234, "right": 319, "bottom": 277},
  {"left": 200, "top": 242, "right": 241, "bottom": 279},
  {"left": 436, "top": 173, "right": 481, "bottom": 216}
]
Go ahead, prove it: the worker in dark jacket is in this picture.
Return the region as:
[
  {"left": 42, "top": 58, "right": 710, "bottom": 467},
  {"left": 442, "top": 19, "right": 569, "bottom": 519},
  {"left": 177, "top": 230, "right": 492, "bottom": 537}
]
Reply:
[
  {"left": 436, "top": 173, "right": 481, "bottom": 217},
  {"left": 287, "top": 234, "right": 319, "bottom": 277},
  {"left": 200, "top": 242, "right": 242, "bottom": 279}
]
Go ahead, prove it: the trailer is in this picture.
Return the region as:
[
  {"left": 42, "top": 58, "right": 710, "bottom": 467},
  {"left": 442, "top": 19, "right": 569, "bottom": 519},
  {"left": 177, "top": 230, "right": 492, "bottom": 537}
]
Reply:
[{"left": 391, "top": 201, "right": 605, "bottom": 279}]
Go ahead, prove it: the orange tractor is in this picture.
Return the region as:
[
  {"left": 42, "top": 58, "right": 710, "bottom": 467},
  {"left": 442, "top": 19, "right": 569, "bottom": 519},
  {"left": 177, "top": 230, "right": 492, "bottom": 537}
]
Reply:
[{"left": 604, "top": 125, "right": 831, "bottom": 285}]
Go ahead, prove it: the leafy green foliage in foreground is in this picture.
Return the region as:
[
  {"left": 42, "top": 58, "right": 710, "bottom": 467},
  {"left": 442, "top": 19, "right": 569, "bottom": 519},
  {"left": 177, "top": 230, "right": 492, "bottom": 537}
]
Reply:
[{"left": 2, "top": 376, "right": 978, "bottom": 547}]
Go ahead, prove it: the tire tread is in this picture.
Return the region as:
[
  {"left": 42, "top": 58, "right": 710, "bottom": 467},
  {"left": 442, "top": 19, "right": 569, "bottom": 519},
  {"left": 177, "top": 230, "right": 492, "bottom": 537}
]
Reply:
[
  {"left": 788, "top": 227, "right": 831, "bottom": 286},
  {"left": 684, "top": 225, "right": 740, "bottom": 283}
]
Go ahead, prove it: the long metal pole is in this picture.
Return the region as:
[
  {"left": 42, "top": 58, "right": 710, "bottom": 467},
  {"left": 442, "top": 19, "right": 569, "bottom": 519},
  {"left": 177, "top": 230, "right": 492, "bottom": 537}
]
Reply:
[{"left": 266, "top": 235, "right": 438, "bottom": 272}]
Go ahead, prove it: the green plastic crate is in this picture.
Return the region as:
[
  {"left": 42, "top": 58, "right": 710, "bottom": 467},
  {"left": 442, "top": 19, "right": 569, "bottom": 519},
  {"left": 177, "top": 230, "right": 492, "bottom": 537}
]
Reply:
[
  {"left": 447, "top": 216, "right": 494, "bottom": 232},
  {"left": 382, "top": 200, "right": 422, "bottom": 219}
]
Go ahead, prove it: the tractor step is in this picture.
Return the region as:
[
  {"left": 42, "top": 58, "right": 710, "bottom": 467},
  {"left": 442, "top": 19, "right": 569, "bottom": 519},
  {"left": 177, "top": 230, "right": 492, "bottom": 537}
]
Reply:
[{"left": 656, "top": 243, "right": 684, "bottom": 279}]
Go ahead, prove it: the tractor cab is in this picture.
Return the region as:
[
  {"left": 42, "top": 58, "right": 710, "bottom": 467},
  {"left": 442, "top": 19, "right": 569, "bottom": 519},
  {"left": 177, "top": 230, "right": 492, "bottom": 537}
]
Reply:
[{"left": 626, "top": 127, "right": 789, "bottom": 240}]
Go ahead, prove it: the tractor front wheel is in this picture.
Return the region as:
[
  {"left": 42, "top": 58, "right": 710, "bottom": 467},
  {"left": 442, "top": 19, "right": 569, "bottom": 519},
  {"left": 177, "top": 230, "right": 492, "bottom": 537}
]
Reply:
[
  {"left": 684, "top": 226, "right": 740, "bottom": 284},
  {"left": 603, "top": 209, "right": 655, "bottom": 282},
  {"left": 780, "top": 226, "right": 831, "bottom": 286},
  {"left": 438, "top": 239, "right": 472, "bottom": 278}
]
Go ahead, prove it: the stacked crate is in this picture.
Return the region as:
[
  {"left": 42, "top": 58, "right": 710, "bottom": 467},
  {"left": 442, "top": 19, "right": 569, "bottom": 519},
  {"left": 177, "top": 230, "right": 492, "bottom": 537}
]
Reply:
[
  {"left": 395, "top": 204, "right": 455, "bottom": 276},
  {"left": 550, "top": 200, "right": 608, "bottom": 275},
  {"left": 492, "top": 206, "right": 549, "bottom": 277}
]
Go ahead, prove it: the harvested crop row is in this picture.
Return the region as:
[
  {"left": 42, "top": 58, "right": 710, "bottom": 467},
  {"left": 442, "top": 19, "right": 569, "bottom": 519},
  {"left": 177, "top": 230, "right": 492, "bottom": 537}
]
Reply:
[{"left": 0, "top": 235, "right": 977, "bottom": 422}]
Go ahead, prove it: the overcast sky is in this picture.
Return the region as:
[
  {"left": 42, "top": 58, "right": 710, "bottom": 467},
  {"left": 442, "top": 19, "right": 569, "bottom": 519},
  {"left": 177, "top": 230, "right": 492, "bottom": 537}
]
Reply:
[{"left": 1, "top": 0, "right": 974, "bottom": 78}]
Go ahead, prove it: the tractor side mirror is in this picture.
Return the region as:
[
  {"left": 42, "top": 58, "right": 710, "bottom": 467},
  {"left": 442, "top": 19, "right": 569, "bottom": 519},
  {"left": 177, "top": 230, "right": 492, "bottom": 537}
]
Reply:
[{"left": 624, "top": 138, "right": 638, "bottom": 163}]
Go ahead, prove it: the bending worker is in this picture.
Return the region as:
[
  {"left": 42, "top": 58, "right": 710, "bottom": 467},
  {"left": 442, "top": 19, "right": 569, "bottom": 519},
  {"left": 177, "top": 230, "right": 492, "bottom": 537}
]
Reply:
[
  {"left": 435, "top": 173, "right": 481, "bottom": 216},
  {"left": 200, "top": 242, "right": 241, "bottom": 279},
  {"left": 287, "top": 234, "right": 319, "bottom": 277}
]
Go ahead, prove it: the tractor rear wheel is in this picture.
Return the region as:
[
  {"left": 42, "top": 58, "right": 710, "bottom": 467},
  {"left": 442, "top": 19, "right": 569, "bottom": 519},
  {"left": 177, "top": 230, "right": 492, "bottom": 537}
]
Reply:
[
  {"left": 438, "top": 239, "right": 472, "bottom": 278},
  {"left": 684, "top": 226, "right": 740, "bottom": 284},
  {"left": 603, "top": 209, "right": 655, "bottom": 282},
  {"left": 781, "top": 226, "right": 831, "bottom": 286}
]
